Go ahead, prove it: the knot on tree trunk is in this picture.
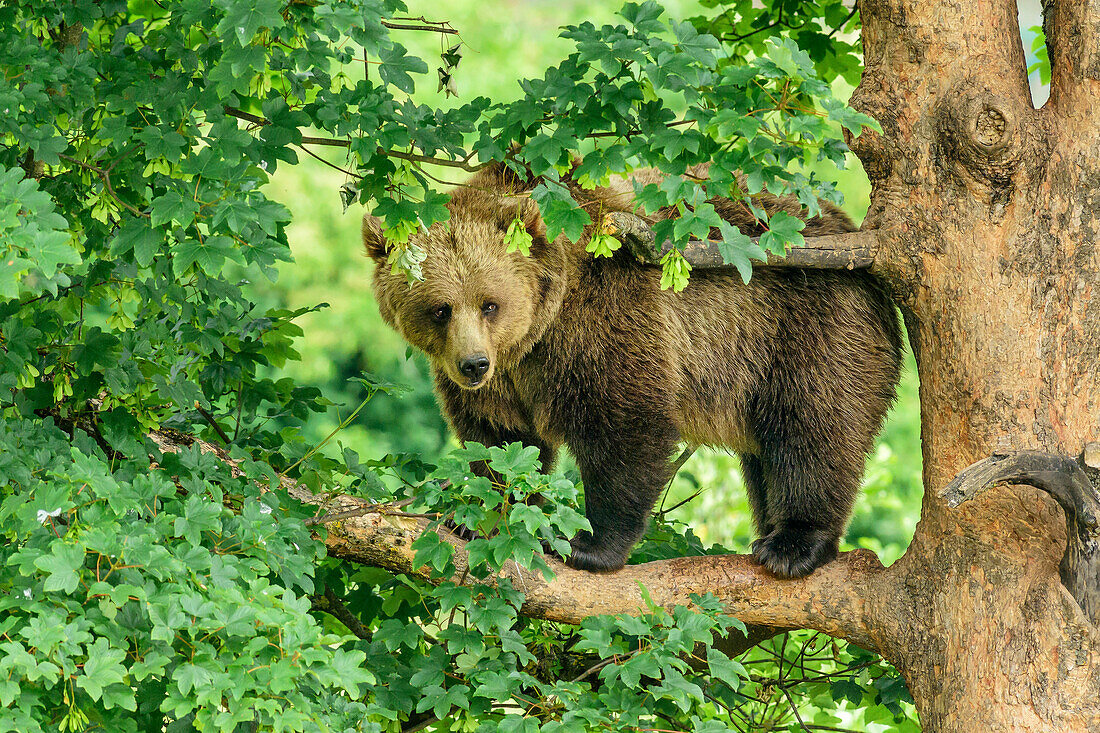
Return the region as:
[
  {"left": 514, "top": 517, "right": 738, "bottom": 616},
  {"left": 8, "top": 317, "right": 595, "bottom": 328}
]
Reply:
[{"left": 932, "top": 84, "right": 1035, "bottom": 216}]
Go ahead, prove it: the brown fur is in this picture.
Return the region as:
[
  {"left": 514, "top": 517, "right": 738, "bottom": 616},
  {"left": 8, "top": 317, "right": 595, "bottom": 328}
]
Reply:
[{"left": 364, "top": 163, "right": 902, "bottom": 578}]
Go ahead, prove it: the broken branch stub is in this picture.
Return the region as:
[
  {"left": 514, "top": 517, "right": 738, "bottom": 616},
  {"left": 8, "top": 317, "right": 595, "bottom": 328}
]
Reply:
[{"left": 942, "top": 450, "right": 1100, "bottom": 624}]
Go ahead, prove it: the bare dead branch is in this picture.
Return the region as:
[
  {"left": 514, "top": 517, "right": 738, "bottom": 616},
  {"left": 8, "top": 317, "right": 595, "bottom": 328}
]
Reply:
[
  {"left": 942, "top": 450, "right": 1100, "bottom": 624},
  {"left": 610, "top": 211, "right": 878, "bottom": 271}
]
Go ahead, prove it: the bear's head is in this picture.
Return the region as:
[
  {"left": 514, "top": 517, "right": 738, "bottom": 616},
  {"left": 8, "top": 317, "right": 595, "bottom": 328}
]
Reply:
[{"left": 364, "top": 195, "right": 566, "bottom": 390}]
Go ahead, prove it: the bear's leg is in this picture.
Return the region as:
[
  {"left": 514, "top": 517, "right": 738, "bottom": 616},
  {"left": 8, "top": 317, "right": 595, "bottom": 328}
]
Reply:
[
  {"left": 568, "top": 432, "right": 677, "bottom": 573},
  {"left": 739, "top": 453, "right": 773, "bottom": 537},
  {"left": 750, "top": 434, "right": 857, "bottom": 579}
]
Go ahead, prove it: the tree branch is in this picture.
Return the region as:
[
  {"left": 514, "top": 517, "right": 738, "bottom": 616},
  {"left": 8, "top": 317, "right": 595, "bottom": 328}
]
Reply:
[
  {"left": 311, "top": 586, "right": 373, "bottom": 640},
  {"left": 146, "top": 429, "right": 888, "bottom": 651},
  {"left": 320, "top": 507, "right": 887, "bottom": 649},
  {"left": 381, "top": 19, "right": 457, "bottom": 35},
  {"left": 610, "top": 211, "right": 878, "bottom": 271},
  {"left": 942, "top": 449, "right": 1100, "bottom": 624},
  {"left": 221, "top": 106, "right": 482, "bottom": 171}
]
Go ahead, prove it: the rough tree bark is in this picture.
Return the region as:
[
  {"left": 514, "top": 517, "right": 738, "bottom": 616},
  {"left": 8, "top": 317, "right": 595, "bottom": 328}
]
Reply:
[
  {"left": 154, "top": 2, "right": 1100, "bottom": 729},
  {"left": 837, "top": 0, "right": 1100, "bottom": 729}
]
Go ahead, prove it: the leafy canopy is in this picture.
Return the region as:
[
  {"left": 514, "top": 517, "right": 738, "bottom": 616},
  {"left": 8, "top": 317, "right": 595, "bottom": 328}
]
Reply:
[{"left": 0, "top": 0, "right": 913, "bottom": 731}]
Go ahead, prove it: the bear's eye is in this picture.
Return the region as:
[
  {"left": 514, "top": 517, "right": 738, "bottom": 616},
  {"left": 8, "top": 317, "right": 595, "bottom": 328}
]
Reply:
[
  {"left": 430, "top": 304, "right": 451, "bottom": 323},
  {"left": 481, "top": 301, "right": 498, "bottom": 317}
]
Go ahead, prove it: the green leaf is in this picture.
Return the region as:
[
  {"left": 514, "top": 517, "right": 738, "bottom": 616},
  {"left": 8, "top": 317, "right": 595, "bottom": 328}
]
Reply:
[
  {"left": 76, "top": 639, "right": 127, "bottom": 702},
  {"left": 379, "top": 43, "right": 430, "bottom": 93},
  {"left": 150, "top": 190, "right": 199, "bottom": 228},
  {"left": 706, "top": 647, "right": 747, "bottom": 689},
  {"left": 759, "top": 210, "right": 806, "bottom": 255},
  {"left": 34, "top": 542, "right": 85, "bottom": 594},
  {"left": 715, "top": 220, "right": 767, "bottom": 283},
  {"left": 110, "top": 220, "right": 163, "bottom": 266},
  {"left": 531, "top": 181, "right": 591, "bottom": 243},
  {"left": 0, "top": 164, "right": 77, "bottom": 297},
  {"left": 488, "top": 442, "right": 542, "bottom": 477},
  {"left": 216, "top": 0, "right": 286, "bottom": 45},
  {"left": 172, "top": 235, "right": 243, "bottom": 276}
]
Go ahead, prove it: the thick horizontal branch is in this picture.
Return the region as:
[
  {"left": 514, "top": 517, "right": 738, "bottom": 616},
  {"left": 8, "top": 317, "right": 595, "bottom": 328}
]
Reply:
[
  {"left": 942, "top": 449, "right": 1100, "bottom": 625},
  {"left": 147, "top": 429, "right": 887, "bottom": 650},
  {"left": 319, "top": 507, "right": 886, "bottom": 649},
  {"left": 610, "top": 211, "right": 879, "bottom": 271}
]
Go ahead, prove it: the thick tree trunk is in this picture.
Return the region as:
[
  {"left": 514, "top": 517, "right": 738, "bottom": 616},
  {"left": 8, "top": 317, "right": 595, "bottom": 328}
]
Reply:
[{"left": 844, "top": 0, "right": 1100, "bottom": 729}]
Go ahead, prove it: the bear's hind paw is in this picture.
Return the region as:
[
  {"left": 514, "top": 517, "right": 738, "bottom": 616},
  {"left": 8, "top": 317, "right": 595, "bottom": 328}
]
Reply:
[
  {"left": 751, "top": 525, "right": 839, "bottom": 579},
  {"left": 566, "top": 534, "right": 627, "bottom": 573}
]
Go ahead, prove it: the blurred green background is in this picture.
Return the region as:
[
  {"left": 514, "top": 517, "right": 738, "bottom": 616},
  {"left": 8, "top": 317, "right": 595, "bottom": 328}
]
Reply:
[{"left": 257, "top": 0, "right": 923, "bottom": 567}]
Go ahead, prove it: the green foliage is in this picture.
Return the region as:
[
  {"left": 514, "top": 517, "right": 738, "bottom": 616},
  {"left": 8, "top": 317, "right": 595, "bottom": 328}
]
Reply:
[
  {"left": 493, "top": 17, "right": 878, "bottom": 286},
  {"left": 725, "top": 631, "right": 918, "bottom": 732},
  {"left": 0, "top": 418, "right": 368, "bottom": 732},
  {"left": 0, "top": 165, "right": 79, "bottom": 298},
  {"left": 0, "top": 0, "right": 921, "bottom": 730},
  {"left": 689, "top": 0, "right": 864, "bottom": 85},
  {"left": 1027, "top": 24, "right": 1051, "bottom": 85}
]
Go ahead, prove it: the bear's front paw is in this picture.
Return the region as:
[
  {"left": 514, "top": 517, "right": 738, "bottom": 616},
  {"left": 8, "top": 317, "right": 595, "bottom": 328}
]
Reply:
[
  {"left": 751, "top": 524, "right": 839, "bottom": 579},
  {"left": 566, "top": 532, "right": 627, "bottom": 573}
]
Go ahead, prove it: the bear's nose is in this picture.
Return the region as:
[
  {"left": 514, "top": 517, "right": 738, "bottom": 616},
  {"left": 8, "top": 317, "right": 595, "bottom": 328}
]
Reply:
[{"left": 458, "top": 354, "right": 490, "bottom": 381}]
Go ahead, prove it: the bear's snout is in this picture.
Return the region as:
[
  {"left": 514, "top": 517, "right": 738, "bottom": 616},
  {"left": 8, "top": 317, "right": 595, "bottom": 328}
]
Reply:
[
  {"left": 458, "top": 354, "right": 490, "bottom": 384},
  {"left": 452, "top": 353, "right": 492, "bottom": 389}
]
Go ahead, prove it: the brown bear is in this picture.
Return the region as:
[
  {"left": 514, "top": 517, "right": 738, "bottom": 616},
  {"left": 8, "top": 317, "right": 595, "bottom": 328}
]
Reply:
[{"left": 363, "top": 162, "right": 902, "bottom": 578}]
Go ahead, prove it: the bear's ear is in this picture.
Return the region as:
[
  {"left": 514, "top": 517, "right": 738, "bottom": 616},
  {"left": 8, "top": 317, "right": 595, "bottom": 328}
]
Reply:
[{"left": 362, "top": 214, "right": 388, "bottom": 262}]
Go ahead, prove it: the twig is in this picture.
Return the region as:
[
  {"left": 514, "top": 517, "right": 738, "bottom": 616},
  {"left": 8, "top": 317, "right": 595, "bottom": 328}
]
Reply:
[
  {"left": 193, "top": 401, "right": 231, "bottom": 445},
  {"left": 58, "top": 153, "right": 148, "bottom": 218},
  {"left": 826, "top": 7, "right": 860, "bottom": 40},
  {"left": 571, "top": 655, "right": 619, "bottom": 683},
  {"left": 657, "top": 490, "right": 703, "bottom": 518},
  {"left": 381, "top": 19, "right": 457, "bottom": 35},
  {"left": 656, "top": 444, "right": 700, "bottom": 515},
  {"left": 295, "top": 143, "right": 361, "bottom": 178},
  {"left": 782, "top": 685, "right": 809, "bottom": 731},
  {"left": 222, "top": 106, "right": 483, "bottom": 171},
  {"left": 401, "top": 715, "right": 439, "bottom": 733},
  {"left": 313, "top": 586, "right": 373, "bottom": 640}
]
